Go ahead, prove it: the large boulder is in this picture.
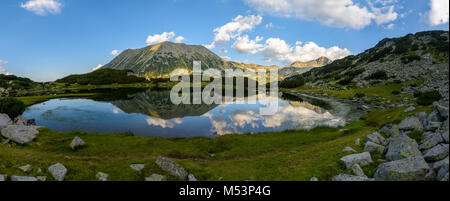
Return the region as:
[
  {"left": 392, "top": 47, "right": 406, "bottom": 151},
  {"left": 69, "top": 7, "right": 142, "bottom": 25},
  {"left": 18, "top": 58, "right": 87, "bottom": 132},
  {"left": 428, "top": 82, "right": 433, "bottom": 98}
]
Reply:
[
  {"left": 436, "top": 164, "right": 449, "bottom": 181},
  {"left": 416, "top": 112, "right": 428, "bottom": 127},
  {"left": 0, "top": 113, "right": 12, "bottom": 128},
  {"left": 48, "top": 163, "right": 67, "bottom": 181},
  {"left": 374, "top": 156, "right": 432, "bottom": 181},
  {"left": 155, "top": 156, "right": 189, "bottom": 180},
  {"left": 364, "top": 132, "right": 387, "bottom": 145},
  {"left": 364, "top": 141, "right": 386, "bottom": 154},
  {"left": 385, "top": 135, "right": 422, "bottom": 161},
  {"left": 70, "top": 136, "right": 86, "bottom": 150},
  {"left": 440, "top": 120, "right": 449, "bottom": 143},
  {"left": 332, "top": 174, "right": 374, "bottom": 181},
  {"left": 430, "top": 156, "right": 449, "bottom": 170},
  {"left": 339, "top": 152, "right": 373, "bottom": 169},
  {"left": 419, "top": 132, "right": 444, "bottom": 150},
  {"left": 423, "top": 144, "right": 449, "bottom": 162},
  {"left": 1, "top": 125, "right": 38, "bottom": 145},
  {"left": 10, "top": 176, "right": 38, "bottom": 181},
  {"left": 398, "top": 116, "right": 423, "bottom": 131},
  {"left": 349, "top": 164, "right": 367, "bottom": 178},
  {"left": 14, "top": 116, "right": 27, "bottom": 126}
]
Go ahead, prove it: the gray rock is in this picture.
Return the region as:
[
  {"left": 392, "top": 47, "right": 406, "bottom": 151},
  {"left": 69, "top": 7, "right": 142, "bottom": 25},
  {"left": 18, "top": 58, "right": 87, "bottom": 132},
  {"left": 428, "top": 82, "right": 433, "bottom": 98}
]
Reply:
[
  {"left": 423, "top": 144, "right": 449, "bottom": 162},
  {"left": 385, "top": 135, "right": 422, "bottom": 161},
  {"left": 145, "top": 174, "right": 166, "bottom": 181},
  {"left": 398, "top": 116, "right": 423, "bottom": 131},
  {"left": 332, "top": 174, "right": 374, "bottom": 181},
  {"left": 419, "top": 132, "right": 444, "bottom": 150},
  {"left": 36, "top": 176, "right": 46, "bottom": 181},
  {"left": 385, "top": 125, "right": 402, "bottom": 137},
  {"left": 96, "top": 172, "right": 109, "bottom": 181},
  {"left": 10, "top": 176, "right": 38, "bottom": 181},
  {"left": 18, "top": 164, "right": 32, "bottom": 173},
  {"left": 155, "top": 156, "right": 189, "bottom": 180},
  {"left": 309, "top": 177, "right": 319, "bottom": 181},
  {"left": 436, "top": 163, "right": 448, "bottom": 181},
  {"left": 416, "top": 112, "right": 428, "bottom": 127},
  {"left": 0, "top": 113, "right": 12, "bottom": 128},
  {"left": 70, "top": 136, "right": 86, "bottom": 150},
  {"left": 404, "top": 106, "right": 416, "bottom": 113},
  {"left": 431, "top": 156, "right": 449, "bottom": 170},
  {"left": 130, "top": 164, "right": 145, "bottom": 171},
  {"left": 188, "top": 174, "right": 198, "bottom": 181},
  {"left": 355, "top": 138, "right": 361, "bottom": 146},
  {"left": 1, "top": 125, "right": 38, "bottom": 145},
  {"left": 48, "top": 163, "right": 67, "bottom": 181},
  {"left": 374, "top": 156, "right": 432, "bottom": 181},
  {"left": 349, "top": 164, "right": 367, "bottom": 178},
  {"left": 340, "top": 152, "right": 373, "bottom": 169},
  {"left": 440, "top": 120, "right": 449, "bottom": 143},
  {"left": 0, "top": 174, "right": 6, "bottom": 181},
  {"left": 14, "top": 116, "right": 27, "bottom": 126},
  {"left": 425, "top": 122, "right": 442, "bottom": 132},
  {"left": 364, "top": 141, "right": 386, "bottom": 154},
  {"left": 342, "top": 146, "right": 357, "bottom": 153},
  {"left": 364, "top": 132, "right": 386, "bottom": 145},
  {"left": 434, "top": 102, "right": 449, "bottom": 120}
]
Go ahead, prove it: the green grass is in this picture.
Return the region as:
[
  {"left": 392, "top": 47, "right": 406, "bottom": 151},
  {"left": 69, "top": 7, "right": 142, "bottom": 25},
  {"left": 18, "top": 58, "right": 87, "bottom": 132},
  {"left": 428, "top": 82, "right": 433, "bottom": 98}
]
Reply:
[
  {"left": 0, "top": 121, "right": 375, "bottom": 181},
  {"left": 15, "top": 93, "right": 96, "bottom": 106}
]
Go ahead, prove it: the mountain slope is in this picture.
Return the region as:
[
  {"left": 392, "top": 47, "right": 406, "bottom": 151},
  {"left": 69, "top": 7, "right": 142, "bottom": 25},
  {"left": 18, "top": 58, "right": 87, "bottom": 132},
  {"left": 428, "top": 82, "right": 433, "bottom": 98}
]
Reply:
[
  {"left": 102, "top": 42, "right": 231, "bottom": 78},
  {"left": 285, "top": 56, "right": 331, "bottom": 68}
]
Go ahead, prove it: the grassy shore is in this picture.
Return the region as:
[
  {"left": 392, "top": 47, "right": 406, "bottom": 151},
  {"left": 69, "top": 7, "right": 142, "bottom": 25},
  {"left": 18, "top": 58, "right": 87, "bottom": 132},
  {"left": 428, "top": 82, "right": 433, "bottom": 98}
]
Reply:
[{"left": 0, "top": 82, "right": 433, "bottom": 181}]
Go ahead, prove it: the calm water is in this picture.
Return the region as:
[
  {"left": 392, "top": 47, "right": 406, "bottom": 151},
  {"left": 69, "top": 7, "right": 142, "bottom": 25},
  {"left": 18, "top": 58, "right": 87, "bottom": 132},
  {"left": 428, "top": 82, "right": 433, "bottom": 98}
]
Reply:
[{"left": 23, "top": 90, "right": 350, "bottom": 138}]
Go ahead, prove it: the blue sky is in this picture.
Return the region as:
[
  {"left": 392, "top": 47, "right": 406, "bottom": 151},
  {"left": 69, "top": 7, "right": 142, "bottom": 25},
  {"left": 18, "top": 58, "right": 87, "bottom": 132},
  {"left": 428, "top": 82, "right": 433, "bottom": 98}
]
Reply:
[{"left": 0, "top": 0, "right": 448, "bottom": 81}]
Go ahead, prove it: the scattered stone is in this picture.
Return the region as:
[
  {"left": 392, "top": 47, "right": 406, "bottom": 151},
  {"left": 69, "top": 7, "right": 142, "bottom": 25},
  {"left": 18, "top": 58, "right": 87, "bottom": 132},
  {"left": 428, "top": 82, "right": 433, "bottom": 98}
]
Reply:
[
  {"left": 70, "top": 136, "right": 86, "bottom": 150},
  {"left": 155, "top": 156, "right": 189, "bottom": 180},
  {"left": 423, "top": 144, "right": 449, "bottom": 162},
  {"left": 434, "top": 102, "right": 449, "bottom": 121},
  {"left": 342, "top": 146, "right": 357, "bottom": 153},
  {"left": 18, "top": 164, "right": 32, "bottom": 173},
  {"left": 374, "top": 156, "right": 432, "bottom": 181},
  {"left": 349, "top": 164, "right": 367, "bottom": 178},
  {"left": 36, "top": 176, "right": 46, "bottom": 181},
  {"left": 14, "top": 116, "right": 27, "bottom": 126},
  {"left": 310, "top": 177, "right": 319, "bottom": 181},
  {"left": 340, "top": 152, "right": 373, "bottom": 169},
  {"left": 404, "top": 106, "right": 416, "bottom": 113},
  {"left": 364, "top": 141, "right": 386, "bottom": 154},
  {"left": 419, "top": 132, "right": 444, "bottom": 150},
  {"left": 440, "top": 120, "right": 449, "bottom": 143},
  {"left": 437, "top": 164, "right": 449, "bottom": 181},
  {"left": 0, "top": 174, "right": 6, "bottom": 181},
  {"left": 96, "top": 172, "right": 109, "bottom": 181},
  {"left": 398, "top": 116, "right": 423, "bottom": 131},
  {"left": 355, "top": 138, "right": 361, "bottom": 146},
  {"left": 332, "top": 174, "right": 374, "bottom": 181},
  {"left": 0, "top": 113, "right": 12, "bottom": 128},
  {"left": 10, "top": 176, "right": 38, "bottom": 181},
  {"left": 1, "top": 125, "right": 39, "bottom": 145},
  {"left": 130, "top": 164, "right": 145, "bottom": 172},
  {"left": 48, "top": 163, "right": 67, "bottom": 181},
  {"left": 145, "top": 174, "right": 166, "bottom": 181},
  {"left": 188, "top": 174, "right": 198, "bottom": 181},
  {"left": 365, "top": 132, "right": 387, "bottom": 145},
  {"left": 385, "top": 135, "right": 422, "bottom": 161}
]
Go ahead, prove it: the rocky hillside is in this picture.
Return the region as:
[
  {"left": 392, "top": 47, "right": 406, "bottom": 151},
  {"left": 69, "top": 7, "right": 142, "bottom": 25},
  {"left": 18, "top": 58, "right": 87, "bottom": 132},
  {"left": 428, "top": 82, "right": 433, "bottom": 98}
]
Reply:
[
  {"left": 286, "top": 56, "right": 331, "bottom": 68},
  {"left": 284, "top": 30, "right": 449, "bottom": 103},
  {"left": 102, "top": 42, "right": 232, "bottom": 78}
]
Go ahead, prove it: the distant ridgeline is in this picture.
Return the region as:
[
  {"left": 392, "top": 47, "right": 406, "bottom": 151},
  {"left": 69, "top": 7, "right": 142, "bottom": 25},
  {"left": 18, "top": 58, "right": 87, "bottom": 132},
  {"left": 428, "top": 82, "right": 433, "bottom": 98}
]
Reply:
[
  {"left": 281, "top": 30, "right": 450, "bottom": 88},
  {"left": 100, "top": 41, "right": 331, "bottom": 80},
  {"left": 55, "top": 69, "right": 147, "bottom": 85},
  {"left": 0, "top": 74, "right": 37, "bottom": 90}
]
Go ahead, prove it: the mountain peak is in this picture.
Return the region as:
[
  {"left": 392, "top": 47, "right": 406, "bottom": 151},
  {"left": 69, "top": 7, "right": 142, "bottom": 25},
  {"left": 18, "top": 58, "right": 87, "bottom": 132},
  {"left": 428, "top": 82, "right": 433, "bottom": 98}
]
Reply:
[{"left": 286, "top": 57, "right": 332, "bottom": 68}]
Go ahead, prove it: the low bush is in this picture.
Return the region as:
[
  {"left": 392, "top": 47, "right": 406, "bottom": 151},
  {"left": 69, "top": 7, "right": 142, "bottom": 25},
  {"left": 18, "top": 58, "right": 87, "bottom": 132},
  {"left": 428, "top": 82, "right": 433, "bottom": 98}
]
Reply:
[
  {"left": 0, "top": 97, "right": 26, "bottom": 119},
  {"left": 366, "top": 71, "right": 388, "bottom": 80},
  {"left": 416, "top": 90, "right": 442, "bottom": 106}
]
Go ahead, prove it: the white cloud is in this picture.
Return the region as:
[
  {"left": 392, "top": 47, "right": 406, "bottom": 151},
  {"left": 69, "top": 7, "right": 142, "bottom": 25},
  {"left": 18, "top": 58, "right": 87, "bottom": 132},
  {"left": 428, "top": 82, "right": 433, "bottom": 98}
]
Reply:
[
  {"left": 245, "top": 0, "right": 398, "bottom": 29},
  {"left": 428, "top": 0, "right": 449, "bottom": 26},
  {"left": 385, "top": 23, "right": 395, "bottom": 29},
  {"left": 221, "top": 56, "right": 232, "bottom": 61},
  {"left": 145, "top": 32, "right": 186, "bottom": 45},
  {"left": 205, "top": 15, "right": 263, "bottom": 49},
  {"left": 0, "top": 60, "right": 11, "bottom": 75},
  {"left": 219, "top": 48, "right": 228, "bottom": 53},
  {"left": 230, "top": 36, "right": 351, "bottom": 63},
  {"left": 232, "top": 35, "right": 264, "bottom": 54},
  {"left": 92, "top": 64, "right": 103, "bottom": 71},
  {"left": 265, "top": 22, "right": 274, "bottom": 29},
  {"left": 111, "top": 50, "right": 119, "bottom": 56},
  {"left": 174, "top": 36, "right": 185, "bottom": 43},
  {"left": 20, "top": 0, "right": 62, "bottom": 16}
]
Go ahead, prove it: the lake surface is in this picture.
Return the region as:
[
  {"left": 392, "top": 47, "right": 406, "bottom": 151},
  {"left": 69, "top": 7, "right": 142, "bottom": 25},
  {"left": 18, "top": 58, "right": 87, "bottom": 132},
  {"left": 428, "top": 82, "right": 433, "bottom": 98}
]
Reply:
[{"left": 23, "top": 90, "right": 352, "bottom": 138}]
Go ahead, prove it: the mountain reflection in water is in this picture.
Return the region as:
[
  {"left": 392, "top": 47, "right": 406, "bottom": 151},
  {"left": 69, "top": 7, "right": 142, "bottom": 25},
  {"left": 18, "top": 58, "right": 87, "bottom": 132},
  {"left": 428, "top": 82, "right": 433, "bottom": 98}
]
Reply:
[{"left": 23, "top": 90, "right": 348, "bottom": 138}]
